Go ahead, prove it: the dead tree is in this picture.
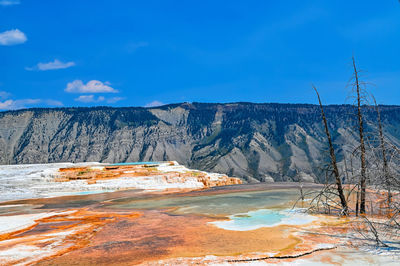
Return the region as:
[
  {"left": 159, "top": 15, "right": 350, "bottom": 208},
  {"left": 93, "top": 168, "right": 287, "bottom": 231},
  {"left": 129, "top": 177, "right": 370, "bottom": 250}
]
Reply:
[
  {"left": 295, "top": 169, "right": 304, "bottom": 202},
  {"left": 313, "top": 85, "right": 348, "bottom": 214},
  {"left": 373, "top": 97, "right": 392, "bottom": 205},
  {"left": 352, "top": 56, "right": 367, "bottom": 214}
]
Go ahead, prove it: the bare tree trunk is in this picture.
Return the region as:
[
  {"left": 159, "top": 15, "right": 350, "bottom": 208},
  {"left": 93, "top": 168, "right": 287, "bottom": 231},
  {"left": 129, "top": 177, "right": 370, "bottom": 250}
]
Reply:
[
  {"left": 344, "top": 155, "right": 349, "bottom": 185},
  {"left": 353, "top": 57, "right": 367, "bottom": 214},
  {"left": 351, "top": 156, "right": 360, "bottom": 217},
  {"left": 356, "top": 185, "right": 360, "bottom": 217},
  {"left": 296, "top": 169, "right": 304, "bottom": 201},
  {"left": 373, "top": 97, "right": 391, "bottom": 206},
  {"left": 313, "top": 86, "right": 348, "bottom": 214}
]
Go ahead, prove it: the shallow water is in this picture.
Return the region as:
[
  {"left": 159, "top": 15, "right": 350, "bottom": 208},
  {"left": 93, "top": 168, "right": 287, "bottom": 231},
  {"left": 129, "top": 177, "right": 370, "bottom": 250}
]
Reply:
[
  {"left": 107, "top": 188, "right": 318, "bottom": 232},
  {"left": 110, "top": 189, "right": 305, "bottom": 216},
  {"left": 210, "top": 208, "right": 316, "bottom": 231}
]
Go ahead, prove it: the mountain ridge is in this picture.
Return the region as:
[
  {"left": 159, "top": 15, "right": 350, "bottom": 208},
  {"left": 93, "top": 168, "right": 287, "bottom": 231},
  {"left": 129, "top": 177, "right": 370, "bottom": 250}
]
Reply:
[{"left": 1, "top": 102, "right": 400, "bottom": 183}]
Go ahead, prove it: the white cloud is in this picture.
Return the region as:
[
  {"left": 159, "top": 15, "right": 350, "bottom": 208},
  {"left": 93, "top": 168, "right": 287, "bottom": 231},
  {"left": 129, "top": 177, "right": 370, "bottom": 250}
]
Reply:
[
  {"left": 0, "top": 0, "right": 20, "bottom": 6},
  {"left": 0, "top": 100, "right": 15, "bottom": 109},
  {"left": 0, "top": 29, "right": 27, "bottom": 46},
  {"left": 0, "top": 99, "right": 39, "bottom": 110},
  {"left": 0, "top": 98, "right": 63, "bottom": 110},
  {"left": 65, "top": 80, "right": 118, "bottom": 93},
  {"left": 74, "top": 95, "right": 105, "bottom": 103},
  {"left": 145, "top": 100, "right": 164, "bottom": 107},
  {"left": 26, "top": 59, "right": 75, "bottom": 71}
]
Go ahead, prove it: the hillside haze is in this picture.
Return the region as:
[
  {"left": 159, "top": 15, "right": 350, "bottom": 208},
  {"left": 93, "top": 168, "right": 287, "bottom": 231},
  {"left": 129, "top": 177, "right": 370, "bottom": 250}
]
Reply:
[{"left": 1, "top": 102, "right": 400, "bottom": 183}]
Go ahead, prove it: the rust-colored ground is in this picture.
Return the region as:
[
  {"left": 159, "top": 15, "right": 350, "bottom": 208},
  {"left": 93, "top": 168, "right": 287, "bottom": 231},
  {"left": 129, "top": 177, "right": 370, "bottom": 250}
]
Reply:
[
  {"left": 56, "top": 163, "right": 242, "bottom": 188},
  {"left": 0, "top": 209, "right": 141, "bottom": 265},
  {"left": 36, "top": 209, "right": 346, "bottom": 266},
  {"left": 2, "top": 183, "right": 393, "bottom": 265}
]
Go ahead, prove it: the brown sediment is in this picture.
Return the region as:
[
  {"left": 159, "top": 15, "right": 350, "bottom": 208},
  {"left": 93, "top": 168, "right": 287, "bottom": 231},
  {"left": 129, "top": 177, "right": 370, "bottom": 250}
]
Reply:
[
  {"left": 151, "top": 214, "right": 351, "bottom": 265},
  {"left": 1, "top": 183, "right": 382, "bottom": 265},
  {"left": 36, "top": 209, "right": 346, "bottom": 266},
  {"left": 34, "top": 184, "right": 395, "bottom": 265}
]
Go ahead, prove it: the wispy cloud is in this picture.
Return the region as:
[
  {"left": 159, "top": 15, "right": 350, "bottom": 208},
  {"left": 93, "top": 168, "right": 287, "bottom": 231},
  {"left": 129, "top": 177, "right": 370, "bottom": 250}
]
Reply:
[
  {"left": 44, "top": 99, "right": 63, "bottom": 106},
  {"left": 26, "top": 59, "right": 75, "bottom": 71},
  {"left": 0, "top": 98, "right": 62, "bottom": 110},
  {"left": 74, "top": 95, "right": 105, "bottom": 103},
  {"left": 0, "top": 0, "right": 20, "bottom": 6},
  {"left": 145, "top": 100, "right": 164, "bottom": 107},
  {"left": 74, "top": 95, "right": 125, "bottom": 104},
  {"left": 0, "top": 91, "right": 11, "bottom": 100},
  {"left": 65, "top": 80, "right": 118, "bottom": 93},
  {"left": 0, "top": 29, "right": 27, "bottom": 46},
  {"left": 106, "top": 97, "right": 125, "bottom": 103},
  {"left": 0, "top": 90, "right": 62, "bottom": 110},
  {"left": 0, "top": 99, "right": 38, "bottom": 110}
]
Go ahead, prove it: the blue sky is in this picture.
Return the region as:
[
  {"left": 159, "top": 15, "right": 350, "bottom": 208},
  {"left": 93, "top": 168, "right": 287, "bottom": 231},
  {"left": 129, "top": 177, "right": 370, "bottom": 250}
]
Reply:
[{"left": 0, "top": 0, "right": 399, "bottom": 110}]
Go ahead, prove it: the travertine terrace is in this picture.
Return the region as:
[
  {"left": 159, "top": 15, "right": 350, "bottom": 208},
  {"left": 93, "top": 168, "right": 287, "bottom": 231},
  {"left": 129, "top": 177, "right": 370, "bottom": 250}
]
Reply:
[
  {"left": 56, "top": 161, "right": 242, "bottom": 189},
  {"left": 0, "top": 162, "right": 242, "bottom": 202}
]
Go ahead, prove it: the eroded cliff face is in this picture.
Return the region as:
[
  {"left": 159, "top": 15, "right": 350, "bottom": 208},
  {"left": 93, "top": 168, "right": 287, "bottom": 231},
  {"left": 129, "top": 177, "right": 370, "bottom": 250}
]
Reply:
[{"left": 1, "top": 103, "right": 400, "bottom": 182}]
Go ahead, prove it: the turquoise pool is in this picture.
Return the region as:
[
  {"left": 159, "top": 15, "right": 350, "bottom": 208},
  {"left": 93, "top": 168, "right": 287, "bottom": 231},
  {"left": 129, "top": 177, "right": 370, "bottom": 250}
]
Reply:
[{"left": 209, "top": 208, "right": 316, "bottom": 231}]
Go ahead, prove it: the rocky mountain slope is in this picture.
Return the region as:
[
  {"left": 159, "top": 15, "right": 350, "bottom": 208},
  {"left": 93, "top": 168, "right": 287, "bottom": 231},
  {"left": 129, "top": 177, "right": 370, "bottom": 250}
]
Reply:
[{"left": 1, "top": 103, "right": 400, "bottom": 182}]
